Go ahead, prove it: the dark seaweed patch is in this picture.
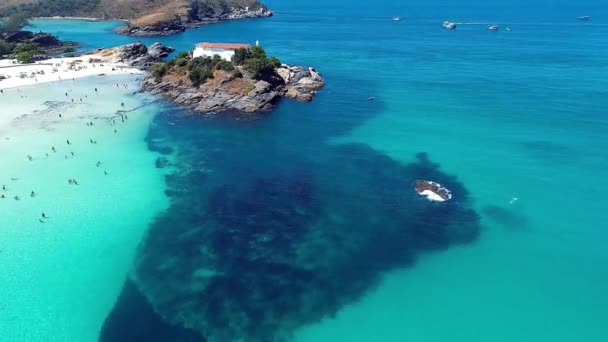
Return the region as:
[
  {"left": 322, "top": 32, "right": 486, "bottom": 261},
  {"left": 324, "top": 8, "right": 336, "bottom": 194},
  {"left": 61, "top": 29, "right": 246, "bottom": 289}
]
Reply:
[
  {"left": 99, "top": 279, "right": 203, "bottom": 342},
  {"left": 131, "top": 140, "right": 482, "bottom": 341}
]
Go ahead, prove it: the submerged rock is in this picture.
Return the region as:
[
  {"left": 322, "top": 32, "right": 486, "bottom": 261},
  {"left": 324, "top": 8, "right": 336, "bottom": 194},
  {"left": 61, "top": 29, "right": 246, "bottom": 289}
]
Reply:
[{"left": 415, "top": 180, "right": 452, "bottom": 202}]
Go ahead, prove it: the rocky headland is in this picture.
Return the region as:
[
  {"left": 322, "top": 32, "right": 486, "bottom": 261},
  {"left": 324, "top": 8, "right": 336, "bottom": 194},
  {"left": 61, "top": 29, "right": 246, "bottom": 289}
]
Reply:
[
  {"left": 115, "top": 1, "right": 273, "bottom": 37},
  {"left": 0, "top": 30, "right": 79, "bottom": 60},
  {"left": 112, "top": 42, "right": 324, "bottom": 114}
]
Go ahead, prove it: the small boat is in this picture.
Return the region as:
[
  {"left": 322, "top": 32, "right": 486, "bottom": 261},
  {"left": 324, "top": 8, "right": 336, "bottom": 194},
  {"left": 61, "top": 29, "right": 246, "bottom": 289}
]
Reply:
[
  {"left": 368, "top": 96, "right": 376, "bottom": 101},
  {"left": 443, "top": 21, "right": 457, "bottom": 30},
  {"left": 505, "top": 27, "right": 512, "bottom": 31},
  {"left": 392, "top": 17, "right": 402, "bottom": 21},
  {"left": 488, "top": 25, "right": 499, "bottom": 31},
  {"left": 415, "top": 180, "right": 452, "bottom": 202},
  {"left": 577, "top": 16, "right": 590, "bottom": 21}
]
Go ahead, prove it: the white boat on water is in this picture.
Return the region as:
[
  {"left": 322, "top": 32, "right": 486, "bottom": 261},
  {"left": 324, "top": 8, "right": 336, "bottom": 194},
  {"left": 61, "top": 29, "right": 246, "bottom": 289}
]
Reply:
[
  {"left": 443, "top": 21, "right": 457, "bottom": 30},
  {"left": 392, "top": 17, "right": 402, "bottom": 21},
  {"left": 488, "top": 25, "right": 499, "bottom": 31}
]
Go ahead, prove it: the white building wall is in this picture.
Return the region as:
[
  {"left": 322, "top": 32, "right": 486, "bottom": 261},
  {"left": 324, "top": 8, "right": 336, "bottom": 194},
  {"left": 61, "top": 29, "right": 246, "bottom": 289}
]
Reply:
[{"left": 193, "top": 47, "right": 236, "bottom": 62}]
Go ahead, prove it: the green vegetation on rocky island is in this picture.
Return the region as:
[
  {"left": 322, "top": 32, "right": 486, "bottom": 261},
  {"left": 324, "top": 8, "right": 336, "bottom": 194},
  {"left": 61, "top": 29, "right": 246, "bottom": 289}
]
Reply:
[{"left": 151, "top": 46, "right": 281, "bottom": 87}]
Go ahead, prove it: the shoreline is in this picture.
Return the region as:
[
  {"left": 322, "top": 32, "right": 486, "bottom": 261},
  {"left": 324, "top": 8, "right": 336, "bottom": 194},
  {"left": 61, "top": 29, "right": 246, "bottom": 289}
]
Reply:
[
  {"left": 0, "top": 55, "right": 142, "bottom": 90},
  {"left": 32, "top": 16, "right": 126, "bottom": 22}
]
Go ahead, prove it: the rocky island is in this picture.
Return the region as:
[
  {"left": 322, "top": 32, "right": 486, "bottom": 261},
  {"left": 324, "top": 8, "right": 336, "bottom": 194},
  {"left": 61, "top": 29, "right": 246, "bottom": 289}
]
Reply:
[{"left": 114, "top": 42, "right": 325, "bottom": 114}]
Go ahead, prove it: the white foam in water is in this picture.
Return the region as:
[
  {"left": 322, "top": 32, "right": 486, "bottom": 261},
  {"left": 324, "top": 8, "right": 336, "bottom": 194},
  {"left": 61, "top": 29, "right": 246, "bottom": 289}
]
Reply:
[
  {"left": 0, "top": 75, "right": 167, "bottom": 341},
  {"left": 419, "top": 189, "right": 446, "bottom": 202}
]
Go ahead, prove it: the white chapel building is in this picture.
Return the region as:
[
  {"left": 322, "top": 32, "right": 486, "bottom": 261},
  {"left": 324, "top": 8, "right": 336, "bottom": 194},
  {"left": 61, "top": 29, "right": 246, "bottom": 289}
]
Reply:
[{"left": 193, "top": 42, "right": 252, "bottom": 61}]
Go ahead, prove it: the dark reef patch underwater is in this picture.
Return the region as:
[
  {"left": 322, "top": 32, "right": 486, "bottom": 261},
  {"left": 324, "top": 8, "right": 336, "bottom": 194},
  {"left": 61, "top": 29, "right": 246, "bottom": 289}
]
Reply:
[{"left": 102, "top": 75, "right": 482, "bottom": 341}]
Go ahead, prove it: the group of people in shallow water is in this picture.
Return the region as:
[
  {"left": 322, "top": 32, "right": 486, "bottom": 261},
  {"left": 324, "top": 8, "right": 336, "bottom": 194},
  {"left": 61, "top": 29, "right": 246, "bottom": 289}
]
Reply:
[{"left": 1, "top": 84, "right": 131, "bottom": 223}]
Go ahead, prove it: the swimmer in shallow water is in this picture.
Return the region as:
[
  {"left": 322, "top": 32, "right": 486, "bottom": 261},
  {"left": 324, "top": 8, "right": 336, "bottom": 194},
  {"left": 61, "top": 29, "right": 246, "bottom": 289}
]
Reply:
[
  {"left": 31, "top": 191, "right": 36, "bottom": 197},
  {"left": 42, "top": 212, "right": 47, "bottom": 219}
]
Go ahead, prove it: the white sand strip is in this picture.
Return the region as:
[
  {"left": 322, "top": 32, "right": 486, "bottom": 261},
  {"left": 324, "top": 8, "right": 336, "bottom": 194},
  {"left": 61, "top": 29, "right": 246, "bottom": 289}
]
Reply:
[{"left": 0, "top": 54, "right": 142, "bottom": 90}]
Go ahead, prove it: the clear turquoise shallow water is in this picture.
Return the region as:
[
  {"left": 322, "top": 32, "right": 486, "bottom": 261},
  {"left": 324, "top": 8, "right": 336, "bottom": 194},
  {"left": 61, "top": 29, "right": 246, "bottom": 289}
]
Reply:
[{"left": 4, "top": 1, "right": 607, "bottom": 341}]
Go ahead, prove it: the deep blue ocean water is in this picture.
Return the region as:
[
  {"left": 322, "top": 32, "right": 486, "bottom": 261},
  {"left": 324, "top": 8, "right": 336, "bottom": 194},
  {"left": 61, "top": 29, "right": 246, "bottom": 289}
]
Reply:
[{"left": 17, "top": 1, "right": 608, "bottom": 341}]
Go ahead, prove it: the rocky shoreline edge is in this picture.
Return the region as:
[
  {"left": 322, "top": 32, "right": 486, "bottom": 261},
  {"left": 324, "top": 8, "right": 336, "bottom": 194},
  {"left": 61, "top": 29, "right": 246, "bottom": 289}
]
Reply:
[
  {"left": 113, "top": 42, "right": 324, "bottom": 114},
  {"left": 115, "top": 7, "right": 273, "bottom": 37}
]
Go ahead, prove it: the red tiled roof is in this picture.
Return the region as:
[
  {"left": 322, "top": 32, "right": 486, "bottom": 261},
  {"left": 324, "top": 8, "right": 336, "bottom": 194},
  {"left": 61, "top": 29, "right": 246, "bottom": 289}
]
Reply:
[{"left": 197, "top": 43, "right": 251, "bottom": 50}]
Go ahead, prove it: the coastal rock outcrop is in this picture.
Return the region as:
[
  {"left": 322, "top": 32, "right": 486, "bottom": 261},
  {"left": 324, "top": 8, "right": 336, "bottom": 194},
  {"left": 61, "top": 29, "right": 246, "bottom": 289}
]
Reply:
[
  {"left": 141, "top": 63, "right": 324, "bottom": 114},
  {"left": 279, "top": 65, "right": 326, "bottom": 102},
  {"left": 0, "top": 31, "right": 79, "bottom": 58},
  {"left": 188, "top": 3, "right": 273, "bottom": 22},
  {"left": 117, "top": 1, "right": 273, "bottom": 37},
  {"left": 116, "top": 15, "right": 186, "bottom": 37},
  {"left": 114, "top": 42, "right": 175, "bottom": 69},
  {"left": 148, "top": 42, "right": 175, "bottom": 59}
]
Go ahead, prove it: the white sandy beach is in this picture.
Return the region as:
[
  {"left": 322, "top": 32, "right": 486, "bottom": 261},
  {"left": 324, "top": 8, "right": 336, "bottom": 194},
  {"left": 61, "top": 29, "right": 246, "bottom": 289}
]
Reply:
[
  {"left": 0, "top": 53, "right": 142, "bottom": 90},
  {"left": 0, "top": 75, "right": 168, "bottom": 341}
]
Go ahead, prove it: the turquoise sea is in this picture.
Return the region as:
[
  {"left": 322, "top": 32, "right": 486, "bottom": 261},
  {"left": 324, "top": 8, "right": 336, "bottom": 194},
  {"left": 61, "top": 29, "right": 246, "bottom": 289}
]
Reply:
[{"left": 2, "top": 1, "right": 608, "bottom": 341}]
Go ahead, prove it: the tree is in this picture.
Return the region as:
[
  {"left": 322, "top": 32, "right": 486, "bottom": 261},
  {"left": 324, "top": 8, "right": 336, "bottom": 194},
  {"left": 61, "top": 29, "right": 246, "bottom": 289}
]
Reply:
[
  {"left": 189, "top": 66, "right": 213, "bottom": 87},
  {"left": 268, "top": 56, "right": 281, "bottom": 68},
  {"left": 15, "top": 50, "right": 34, "bottom": 63},
  {"left": 244, "top": 58, "right": 275, "bottom": 80},
  {"left": 13, "top": 42, "right": 39, "bottom": 54},
  {"left": 249, "top": 46, "right": 266, "bottom": 60},
  {"left": 232, "top": 48, "right": 250, "bottom": 66},
  {"left": 0, "top": 40, "right": 13, "bottom": 56},
  {"left": 151, "top": 62, "right": 169, "bottom": 81}
]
